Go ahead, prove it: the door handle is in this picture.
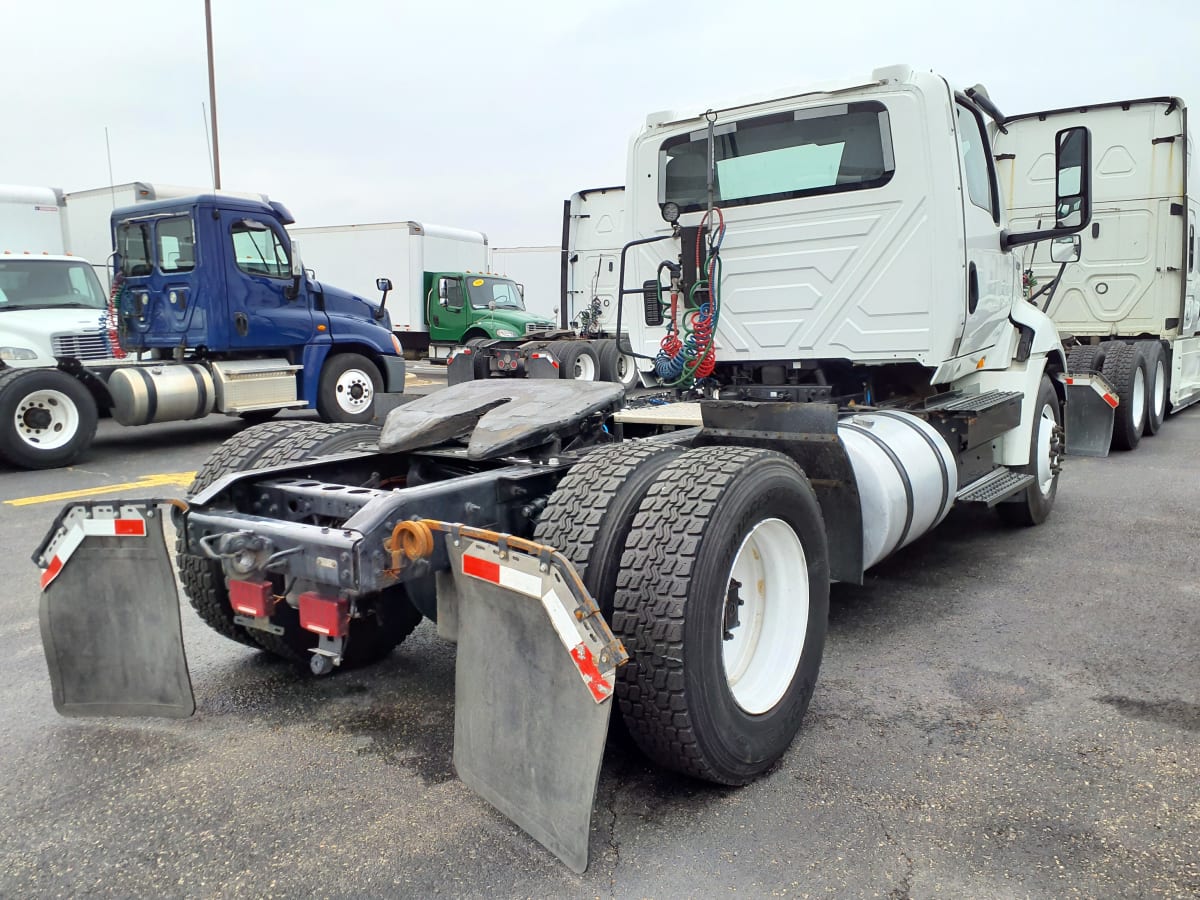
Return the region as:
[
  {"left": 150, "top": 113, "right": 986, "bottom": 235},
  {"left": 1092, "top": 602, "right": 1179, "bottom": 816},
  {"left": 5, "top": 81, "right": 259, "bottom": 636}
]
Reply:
[{"left": 968, "top": 262, "right": 979, "bottom": 315}]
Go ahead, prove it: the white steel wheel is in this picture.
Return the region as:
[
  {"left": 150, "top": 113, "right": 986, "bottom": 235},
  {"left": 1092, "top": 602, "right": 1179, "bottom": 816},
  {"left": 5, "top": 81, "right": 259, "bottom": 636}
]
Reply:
[
  {"left": 334, "top": 368, "right": 374, "bottom": 415},
  {"left": 1130, "top": 364, "right": 1145, "bottom": 432},
  {"left": 1152, "top": 358, "right": 1166, "bottom": 421},
  {"left": 15, "top": 388, "right": 81, "bottom": 451},
  {"left": 1034, "top": 401, "right": 1058, "bottom": 497},
  {"left": 614, "top": 351, "right": 638, "bottom": 388},
  {"left": 570, "top": 351, "right": 596, "bottom": 381},
  {"left": 722, "top": 518, "right": 809, "bottom": 715}
]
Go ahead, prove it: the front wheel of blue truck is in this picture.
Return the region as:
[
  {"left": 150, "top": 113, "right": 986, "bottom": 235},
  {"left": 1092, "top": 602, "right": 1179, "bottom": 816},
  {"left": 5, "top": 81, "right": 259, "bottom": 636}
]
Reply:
[{"left": 317, "top": 352, "right": 383, "bottom": 424}]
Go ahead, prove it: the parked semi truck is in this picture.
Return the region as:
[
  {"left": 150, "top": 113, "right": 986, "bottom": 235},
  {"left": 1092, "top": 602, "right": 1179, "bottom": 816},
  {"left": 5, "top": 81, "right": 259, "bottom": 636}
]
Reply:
[
  {"left": 0, "top": 192, "right": 405, "bottom": 469},
  {"left": 33, "top": 66, "right": 1115, "bottom": 872},
  {"left": 995, "top": 97, "right": 1199, "bottom": 450}
]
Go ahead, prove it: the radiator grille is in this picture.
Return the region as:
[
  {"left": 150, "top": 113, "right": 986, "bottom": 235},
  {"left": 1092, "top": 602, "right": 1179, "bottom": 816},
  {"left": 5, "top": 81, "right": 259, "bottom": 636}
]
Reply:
[{"left": 51, "top": 330, "right": 110, "bottom": 360}]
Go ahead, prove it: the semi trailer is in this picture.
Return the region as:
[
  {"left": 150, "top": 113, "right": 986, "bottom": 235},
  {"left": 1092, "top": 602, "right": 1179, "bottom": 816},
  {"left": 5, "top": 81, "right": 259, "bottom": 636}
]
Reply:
[
  {"left": 0, "top": 192, "right": 405, "bottom": 469},
  {"left": 995, "top": 96, "right": 1199, "bottom": 450},
  {"left": 32, "top": 66, "right": 1115, "bottom": 872}
]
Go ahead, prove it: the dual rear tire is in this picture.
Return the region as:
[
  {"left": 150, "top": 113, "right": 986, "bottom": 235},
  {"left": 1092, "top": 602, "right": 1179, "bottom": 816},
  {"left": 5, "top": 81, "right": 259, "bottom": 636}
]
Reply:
[{"left": 535, "top": 442, "right": 829, "bottom": 785}]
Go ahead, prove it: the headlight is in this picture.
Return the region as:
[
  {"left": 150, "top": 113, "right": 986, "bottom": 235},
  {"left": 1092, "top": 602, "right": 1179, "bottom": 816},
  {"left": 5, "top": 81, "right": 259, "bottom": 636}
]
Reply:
[
  {"left": 495, "top": 329, "right": 518, "bottom": 338},
  {"left": 0, "top": 347, "right": 39, "bottom": 361}
]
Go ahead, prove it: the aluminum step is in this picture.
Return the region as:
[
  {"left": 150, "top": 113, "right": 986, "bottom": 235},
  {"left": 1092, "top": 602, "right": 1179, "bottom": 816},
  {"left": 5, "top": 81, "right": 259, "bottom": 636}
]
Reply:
[
  {"left": 925, "top": 390, "right": 1022, "bottom": 414},
  {"left": 956, "top": 466, "right": 1035, "bottom": 506}
]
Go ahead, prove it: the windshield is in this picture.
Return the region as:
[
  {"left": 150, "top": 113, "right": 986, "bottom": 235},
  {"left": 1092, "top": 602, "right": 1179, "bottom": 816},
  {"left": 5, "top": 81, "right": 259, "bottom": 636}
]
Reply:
[
  {"left": 0, "top": 260, "right": 108, "bottom": 311},
  {"left": 466, "top": 276, "right": 525, "bottom": 311}
]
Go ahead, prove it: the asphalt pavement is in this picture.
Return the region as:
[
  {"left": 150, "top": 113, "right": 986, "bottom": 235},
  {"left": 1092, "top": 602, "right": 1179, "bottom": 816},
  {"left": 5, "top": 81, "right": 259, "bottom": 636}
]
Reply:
[{"left": 0, "top": 377, "right": 1195, "bottom": 898}]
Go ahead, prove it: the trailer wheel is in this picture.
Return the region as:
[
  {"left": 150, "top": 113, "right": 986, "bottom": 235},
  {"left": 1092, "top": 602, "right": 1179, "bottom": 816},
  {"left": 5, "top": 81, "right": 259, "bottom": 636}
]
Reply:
[
  {"left": 555, "top": 342, "right": 599, "bottom": 381},
  {"left": 612, "top": 447, "right": 829, "bottom": 785},
  {"left": 240, "top": 422, "right": 421, "bottom": 667},
  {"left": 0, "top": 368, "right": 98, "bottom": 470},
  {"left": 996, "top": 374, "right": 1062, "bottom": 527},
  {"left": 1139, "top": 341, "right": 1167, "bottom": 435},
  {"left": 1101, "top": 342, "right": 1147, "bottom": 451},
  {"left": 317, "top": 353, "right": 382, "bottom": 424},
  {"left": 177, "top": 420, "right": 315, "bottom": 647},
  {"left": 533, "top": 441, "right": 684, "bottom": 616}
]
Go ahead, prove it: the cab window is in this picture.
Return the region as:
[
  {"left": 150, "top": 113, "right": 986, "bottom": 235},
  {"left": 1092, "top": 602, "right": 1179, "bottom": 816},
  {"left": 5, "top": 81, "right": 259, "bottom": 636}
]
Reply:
[
  {"left": 158, "top": 216, "right": 196, "bottom": 273},
  {"left": 956, "top": 103, "right": 998, "bottom": 221},
  {"left": 231, "top": 220, "right": 290, "bottom": 278},
  {"left": 116, "top": 221, "right": 153, "bottom": 277}
]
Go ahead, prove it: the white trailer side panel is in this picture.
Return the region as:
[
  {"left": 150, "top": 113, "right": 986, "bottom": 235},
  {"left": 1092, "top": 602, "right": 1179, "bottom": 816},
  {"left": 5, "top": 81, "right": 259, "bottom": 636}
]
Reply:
[
  {"left": 490, "top": 245, "right": 561, "bottom": 323},
  {"left": 0, "top": 185, "right": 67, "bottom": 255}
]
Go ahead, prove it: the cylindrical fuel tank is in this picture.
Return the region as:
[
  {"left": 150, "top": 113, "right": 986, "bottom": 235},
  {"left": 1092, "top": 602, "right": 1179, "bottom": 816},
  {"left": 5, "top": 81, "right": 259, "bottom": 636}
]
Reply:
[
  {"left": 108, "top": 364, "right": 216, "bottom": 426},
  {"left": 837, "top": 410, "right": 958, "bottom": 571}
]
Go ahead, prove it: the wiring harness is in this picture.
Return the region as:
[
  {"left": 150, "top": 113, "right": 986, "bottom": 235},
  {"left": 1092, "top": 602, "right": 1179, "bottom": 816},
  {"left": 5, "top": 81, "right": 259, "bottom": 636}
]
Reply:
[{"left": 654, "top": 207, "right": 725, "bottom": 388}]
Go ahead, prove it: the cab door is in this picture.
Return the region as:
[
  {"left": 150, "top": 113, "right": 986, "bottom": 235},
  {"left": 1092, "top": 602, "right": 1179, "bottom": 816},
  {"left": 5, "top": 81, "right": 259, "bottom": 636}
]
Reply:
[
  {"left": 427, "top": 275, "right": 471, "bottom": 342},
  {"left": 220, "top": 212, "right": 315, "bottom": 350},
  {"left": 954, "top": 101, "right": 1015, "bottom": 362}
]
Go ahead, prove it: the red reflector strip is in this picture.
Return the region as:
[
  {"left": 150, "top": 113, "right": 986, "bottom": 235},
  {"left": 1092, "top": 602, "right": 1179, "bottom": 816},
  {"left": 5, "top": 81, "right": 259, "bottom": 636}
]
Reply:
[
  {"left": 570, "top": 643, "right": 612, "bottom": 702},
  {"left": 1103, "top": 393, "right": 1119, "bottom": 408},
  {"left": 39, "top": 556, "right": 64, "bottom": 590},
  {"left": 462, "top": 553, "right": 501, "bottom": 583},
  {"left": 114, "top": 519, "right": 146, "bottom": 536}
]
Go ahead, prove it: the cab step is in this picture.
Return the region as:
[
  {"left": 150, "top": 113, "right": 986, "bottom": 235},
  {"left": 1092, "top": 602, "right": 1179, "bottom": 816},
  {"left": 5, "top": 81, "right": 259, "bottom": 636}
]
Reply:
[
  {"left": 925, "top": 389, "right": 1022, "bottom": 414},
  {"left": 956, "top": 466, "right": 1034, "bottom": 506}
]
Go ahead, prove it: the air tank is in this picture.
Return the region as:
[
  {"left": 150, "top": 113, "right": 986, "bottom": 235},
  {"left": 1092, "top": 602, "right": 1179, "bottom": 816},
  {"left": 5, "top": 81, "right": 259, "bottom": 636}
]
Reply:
[
  {"left": 837, "top": 410, "right": 958, "bottom": 570},
  {"left": 108, "top": 364, "right": 216, "bottom": 426}
]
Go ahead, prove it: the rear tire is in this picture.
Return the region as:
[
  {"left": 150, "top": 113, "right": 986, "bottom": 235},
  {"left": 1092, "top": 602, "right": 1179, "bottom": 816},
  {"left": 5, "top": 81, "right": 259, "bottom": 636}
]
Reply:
[
  {"left": 1066, "top": 344, "right": 1103, "bottom": 374},
  {"left": 1101, "top": 342, "right": 1148, "bottom": 451},
  {"left": 0, "top": 368, "right": 98, "bottom": 470},
  {"left": 997, "top": 374, "right": 1062, "bottom": 527},
  {"left": 317, "top": 353, "right": 382, "bottom": 424},
  {"left": 465, "top": 337, "right": 491, "bottom": 380},
  {"left": 555, "top": 342, "right": 599, "bottom": 381},
  {"left": 177, "top": 421, "right": 315, "bottom": 647},
  {"left": 1140, "top": 341, "right": 1167, "bottom": 436},
  {"left": 612, "top": 447, "right": 830, "bottom": 785},
  {"left": 238, "top": 422, "right": 421, "bottom": 667}
]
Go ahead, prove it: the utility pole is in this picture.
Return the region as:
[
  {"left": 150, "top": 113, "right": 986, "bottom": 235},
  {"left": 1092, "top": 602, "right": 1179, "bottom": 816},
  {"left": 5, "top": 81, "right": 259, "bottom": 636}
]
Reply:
[{"left": 204, "top": 0, "right": 221, "bottom": 189}]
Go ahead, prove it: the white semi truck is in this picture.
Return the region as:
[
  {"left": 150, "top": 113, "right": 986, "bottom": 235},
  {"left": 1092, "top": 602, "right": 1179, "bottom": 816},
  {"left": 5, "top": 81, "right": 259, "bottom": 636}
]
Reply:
[
  {"left": 33, "top": 66, "right": 1114, "bottom": 872},
  {"left": 995, "top": 97, "right": 1199, "bottom": 450}
]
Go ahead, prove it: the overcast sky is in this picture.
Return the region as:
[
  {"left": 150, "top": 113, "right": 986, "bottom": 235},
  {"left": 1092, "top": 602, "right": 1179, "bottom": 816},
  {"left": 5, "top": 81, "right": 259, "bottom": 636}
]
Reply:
[{"left": 4, "top": 0, "right": 1197, "bottom": 248}]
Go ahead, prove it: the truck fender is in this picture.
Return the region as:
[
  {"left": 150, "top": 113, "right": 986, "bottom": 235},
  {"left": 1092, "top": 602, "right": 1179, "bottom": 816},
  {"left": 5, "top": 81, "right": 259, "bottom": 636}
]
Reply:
[{"left": 1009, "top": 300, "right": 1068, "bottom": 373}]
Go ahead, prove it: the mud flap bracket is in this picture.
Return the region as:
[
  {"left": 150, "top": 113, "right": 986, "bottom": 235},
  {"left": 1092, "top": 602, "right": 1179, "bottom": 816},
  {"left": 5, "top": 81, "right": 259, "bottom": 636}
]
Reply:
[
  {"left": 35, "top": 501, "right": 194, "bottom": 718},
  {"left": 445, "top": 531, "right": 624, "bottom": 873}
]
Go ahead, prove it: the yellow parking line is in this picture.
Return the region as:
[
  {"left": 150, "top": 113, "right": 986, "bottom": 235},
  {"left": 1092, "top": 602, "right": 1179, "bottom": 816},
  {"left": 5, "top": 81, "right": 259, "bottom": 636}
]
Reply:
[{"left": 5, "top": 472, "right": 197, "bottom": 507}]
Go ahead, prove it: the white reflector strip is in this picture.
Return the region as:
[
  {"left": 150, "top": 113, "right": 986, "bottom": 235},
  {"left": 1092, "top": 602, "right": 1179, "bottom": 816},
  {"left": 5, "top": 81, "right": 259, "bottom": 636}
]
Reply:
[
  {"left": 39, "top": 516, "right": 148, "bottom": 591},
  {"left": 540, "top": 588, "right": 584, "bottom": 652}
]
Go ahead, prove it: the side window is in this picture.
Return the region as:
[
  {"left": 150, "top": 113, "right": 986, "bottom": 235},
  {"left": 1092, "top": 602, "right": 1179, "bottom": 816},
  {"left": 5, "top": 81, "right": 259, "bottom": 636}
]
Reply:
[
  {"left": 955, "top": 104, "right": 997, "bottom": 221},
  {"left": 117, "top": 222, "right": 153, "bottom": 277},
  {"left": 440, "top": 277, "right": 463, "bottom": 310},
  {"left": 158, "top": 216, "right": 196, "bottom": 273},
  {"left": 230, "top": 220, "right": 290, "bottom": 278}
]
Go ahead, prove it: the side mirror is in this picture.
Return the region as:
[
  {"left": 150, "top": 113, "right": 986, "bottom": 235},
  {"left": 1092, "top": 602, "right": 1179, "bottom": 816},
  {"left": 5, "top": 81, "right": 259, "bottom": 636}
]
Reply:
[
  {"left": 517, "top": 283, "right": 525, "bottom": 298},
  {"left": 285, "top": 240, "right": 303, "bottom": 300},
  {"left": 376, "top": 277, "right": 392, "bottom": 293},
  {"left": 1054, "top": 126, "right": 1090, "bottom": 230},
  {"left": 1050, "top": 235, "right": 1081, "bottom": 264},
  {"left": 488, "top": 300, "right": 497, "bottom": 311}
]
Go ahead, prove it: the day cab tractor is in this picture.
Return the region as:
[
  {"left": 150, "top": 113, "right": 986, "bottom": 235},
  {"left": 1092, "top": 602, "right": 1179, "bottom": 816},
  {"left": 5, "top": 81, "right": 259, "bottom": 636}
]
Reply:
[
  {"left": 0, "top": 194, "right": 406, "bottom": 469},
  {"left": 32, "top": 67, "right": 1116, "bottom": 872}
]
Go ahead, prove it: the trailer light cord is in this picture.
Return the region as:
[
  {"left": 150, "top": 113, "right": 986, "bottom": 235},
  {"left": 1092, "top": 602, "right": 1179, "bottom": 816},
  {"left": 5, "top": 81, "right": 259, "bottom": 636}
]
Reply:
[
  {"left": 106, "top": 273, "right": 128, "bottom": 359},
  {"left": 654, "top": 207, "right": 725, "bottom": 387}
]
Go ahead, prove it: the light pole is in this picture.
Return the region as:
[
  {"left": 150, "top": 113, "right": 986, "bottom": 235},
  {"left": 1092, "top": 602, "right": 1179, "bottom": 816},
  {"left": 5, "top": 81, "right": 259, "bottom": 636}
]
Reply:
[{"left": 204, "top": 0, "right": 221, "bottom": 189}]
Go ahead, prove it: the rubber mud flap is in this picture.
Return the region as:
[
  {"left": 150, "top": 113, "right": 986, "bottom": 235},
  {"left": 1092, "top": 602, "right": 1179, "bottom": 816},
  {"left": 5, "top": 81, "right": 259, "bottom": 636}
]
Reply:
[
  {"left": 39, "top": 523, "right": 194, "bottom": 718},
  {"left": 1061, "top": 374, "right": 1116, "bottom": 458},
  {"left": 448, "top": 540, "right": 613, "bottom": 873}
]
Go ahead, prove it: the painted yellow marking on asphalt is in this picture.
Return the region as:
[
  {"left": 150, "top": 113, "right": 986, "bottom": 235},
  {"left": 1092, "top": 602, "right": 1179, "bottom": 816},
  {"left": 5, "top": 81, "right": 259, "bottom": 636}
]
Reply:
[
  {"left": 5, "top": 472, "right": 197, "bottom": 507},
  {"left": 405, "top": 373, "right": 436, "bottom": 387}
]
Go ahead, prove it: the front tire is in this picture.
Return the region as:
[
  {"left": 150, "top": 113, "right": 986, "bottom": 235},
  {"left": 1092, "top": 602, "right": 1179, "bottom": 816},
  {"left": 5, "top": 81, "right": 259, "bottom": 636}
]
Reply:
[
  {"left": 613, "top": 447, "right": 830, "bottom": 785},
  {"left": 997, "top": 374, "right": 1062, "bottom": 527},
  {"left": 0, "top": 368, "right": 98, "bottom": 469},
  {"left": 317, "top": 353, "right": 382, "bottom": 424}
]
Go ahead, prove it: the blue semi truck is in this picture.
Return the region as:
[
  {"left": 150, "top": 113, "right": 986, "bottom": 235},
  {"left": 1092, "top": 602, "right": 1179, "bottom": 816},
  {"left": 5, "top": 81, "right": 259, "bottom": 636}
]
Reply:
[{"left": 0, "top": 193, "right": 405, "bottom": 469}]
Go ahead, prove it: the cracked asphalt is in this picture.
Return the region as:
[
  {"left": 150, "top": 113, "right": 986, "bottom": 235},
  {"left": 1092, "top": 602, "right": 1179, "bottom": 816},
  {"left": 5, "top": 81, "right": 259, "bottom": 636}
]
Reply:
[{"left": 0, "top": 397, "right": 1196, "bottom": 898}]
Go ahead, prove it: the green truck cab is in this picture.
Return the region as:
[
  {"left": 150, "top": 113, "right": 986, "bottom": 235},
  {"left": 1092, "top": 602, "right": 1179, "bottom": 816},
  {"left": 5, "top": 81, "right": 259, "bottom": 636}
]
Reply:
[{"left": 426, "top": 272, "right": 555, "bottom": 345}]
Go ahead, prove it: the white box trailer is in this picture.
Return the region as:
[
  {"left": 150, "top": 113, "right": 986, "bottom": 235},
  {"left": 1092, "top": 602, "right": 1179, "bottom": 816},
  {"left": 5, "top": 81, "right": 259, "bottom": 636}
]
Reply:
[
  {"left": 63, "top": 182, "right": 268, "bottom": 287},
  {"left": 0, "top": 184, "right": 68, "bottom": 254},
  {"left": 287, "top": 221, "right": 491, "bottom": 347},
  {"left": 489, "top": 244, "right": 561, "bottom": 324},
  {"left": 995, "top": 97, "right": 1199, "bottom": 449}
]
